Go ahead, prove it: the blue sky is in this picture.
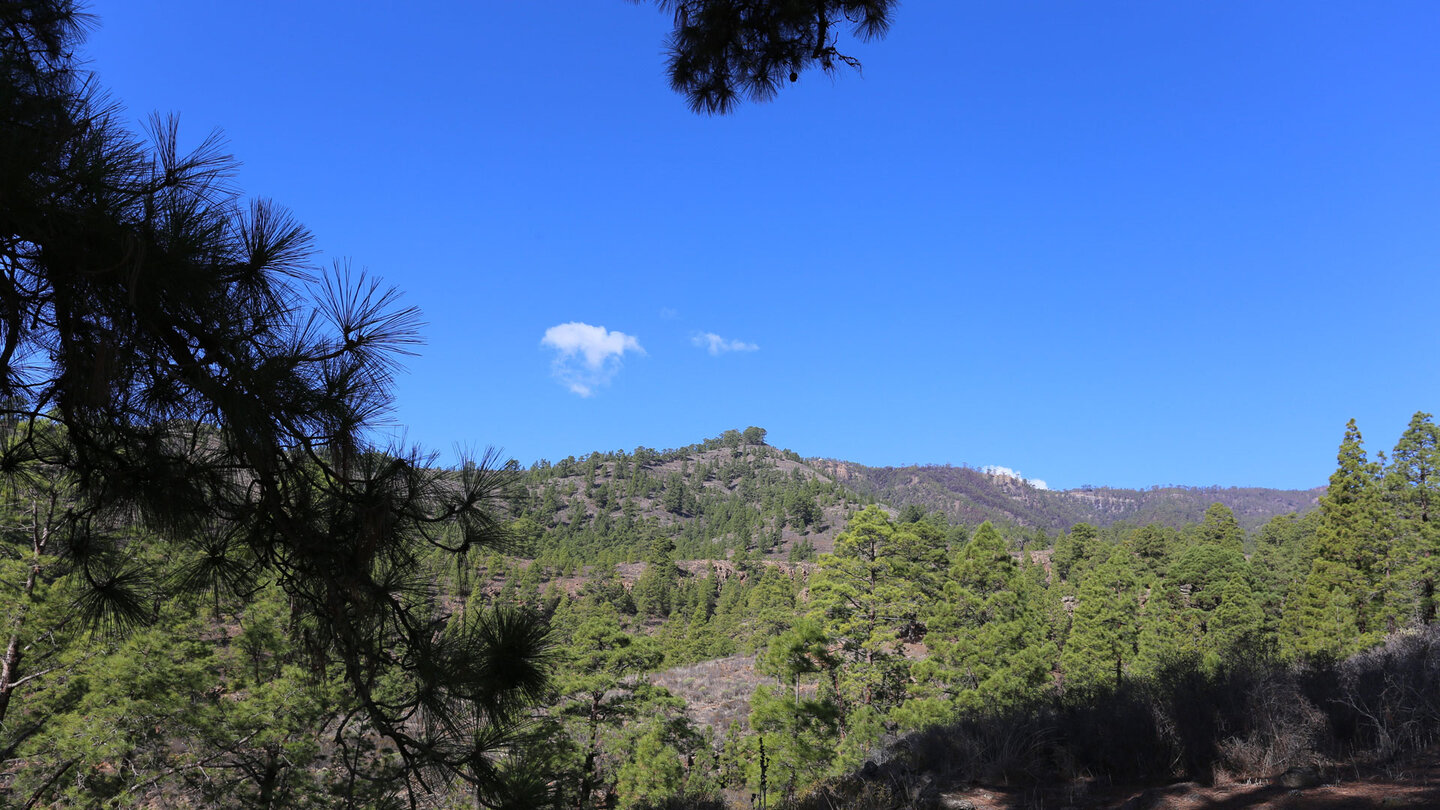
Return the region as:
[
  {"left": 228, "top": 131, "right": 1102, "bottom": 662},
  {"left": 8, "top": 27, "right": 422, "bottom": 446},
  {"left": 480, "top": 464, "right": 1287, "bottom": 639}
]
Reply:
[{"left": 83, "top": 1, "right": 1439, "bottom": 490}]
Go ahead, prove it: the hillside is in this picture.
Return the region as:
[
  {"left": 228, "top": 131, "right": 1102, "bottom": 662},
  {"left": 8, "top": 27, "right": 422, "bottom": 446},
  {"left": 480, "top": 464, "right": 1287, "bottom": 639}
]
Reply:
[
  {"left": 818, "top": 460, "right": 1322, "bottom": 533},
  {"left": 510, "top": 429, "right": 1320, "bottom": 564}
]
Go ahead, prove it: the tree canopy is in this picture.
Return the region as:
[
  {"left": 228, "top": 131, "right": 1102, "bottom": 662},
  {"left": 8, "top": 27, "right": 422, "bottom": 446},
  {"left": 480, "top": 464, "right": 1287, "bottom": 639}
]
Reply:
[
  {"left": 633, "top": 0, "right": 899, "bottom": 113},
  {"left": 1, "top": 2, "right": 552, "bottom": 803}
]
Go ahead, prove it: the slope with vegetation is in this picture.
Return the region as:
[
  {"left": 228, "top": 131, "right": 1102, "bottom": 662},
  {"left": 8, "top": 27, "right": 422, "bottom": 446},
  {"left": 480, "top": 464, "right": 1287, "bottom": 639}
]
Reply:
[
  {"left": 817, "top": 460, "right": 1321, "bottom": 533},
  {"left": 470, "top": 413, "right": 1440, "bottom": 810},
  {"left": 4, "top": 3, "right": 1437, "bottom": 809}
]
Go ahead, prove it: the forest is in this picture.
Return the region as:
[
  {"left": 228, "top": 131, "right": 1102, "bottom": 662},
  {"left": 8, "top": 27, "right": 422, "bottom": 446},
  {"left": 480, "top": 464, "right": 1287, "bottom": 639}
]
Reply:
[
  {"left": 5, "top": 1, "right": 1440, "bottom": 808},
  {"left": 4, "top": 410, "right": 1440, "bottom": 808}
]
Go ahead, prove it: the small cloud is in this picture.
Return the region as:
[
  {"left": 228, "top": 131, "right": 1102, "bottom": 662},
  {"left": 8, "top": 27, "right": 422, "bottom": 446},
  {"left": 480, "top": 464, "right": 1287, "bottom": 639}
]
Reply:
[
  {"left": 540, "top": 322, "right": 644, "bottom": 396},
  {"left": 659, "top": 307, "right": 680, "bottom": 320},
  {"left": 692, "top": 332, "right": 759, "bottom": 356}
]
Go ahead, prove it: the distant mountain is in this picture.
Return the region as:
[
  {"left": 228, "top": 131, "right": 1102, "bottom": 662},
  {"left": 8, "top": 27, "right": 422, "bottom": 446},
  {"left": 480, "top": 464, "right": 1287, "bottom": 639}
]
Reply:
[
  {"left": 813, "top": 460, "right": 1322, "bottom": 533},
  {"left": 512, "top": 430, "right": 1320, "bottom": 562}
]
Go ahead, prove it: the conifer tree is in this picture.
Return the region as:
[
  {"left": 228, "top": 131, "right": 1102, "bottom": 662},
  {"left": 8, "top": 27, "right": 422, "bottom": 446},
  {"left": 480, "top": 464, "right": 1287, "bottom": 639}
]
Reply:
[
  {"left": 1126, "top": 523, "right": 1174, "bottom": 579},
  {"left": 1251, "top": 511, "right": 1319, "bottom": 625},
  {"left": 747, "top": 565, "right": 798, "bottom": 641},
  {"left": 808, "top": 506, "right": 929, "bottom": 711},
  {"left": 556, "top": 608, "right": 665, "bottom": 810},
  {"left": 905, "top": 522, "right": 1052, "bottom": 720},
  {"left": 1198, "top": 503, "right": 1246, "bottom": 553},
  {"left": 1384, "top": 412, "right": 1440, "bottom": 625},
  {"left": 615, "top": 725, "right": 685, "bottom": 809},
  {"left": 1134, "top": 580, "right": 1204, "bottom": 676},
  {"left": 1053, "top": 523, "right": 1099, "bottom": 582},
  {"left": 1, "top": 5, "right": 553, "bottom": 801},
  {"left": 1283, "top": 420, "right": 1389, "bottom": 658},
  {"left": 1062, "top": 546, "right": 1140, "bottom": 692},
  {"left": 634, "top": 536, "right": 681, "bottom": 618},
  {"left": 1206, "top": 569, "right": 1267, "bottom": 663},
  {"left": 635, "top": 0, "right": 900, "bottom": 114}
]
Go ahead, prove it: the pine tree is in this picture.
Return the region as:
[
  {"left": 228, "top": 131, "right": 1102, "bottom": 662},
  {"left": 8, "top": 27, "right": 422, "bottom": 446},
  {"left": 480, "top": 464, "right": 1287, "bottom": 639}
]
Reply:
[
  {"left": 1281, "top": 559, "right": 1365, "bottom": 661},
  {"left": 636, "top": 0, "right": 901, "bottom": 114},
  {"left": 1053, "top": 523, "right": 1099, "bottom": 582},
  {"left": 1384, "top": 412, "right": 1440, "bottom": 626},
  {"left": 1206, "top": 569, "right": 1267, "bottom": 663},
  {"left": 1126, "top": 523, "right": 1174, "bottom": 579},
  {"left": 1062, "top": 546, "right": 1140, "bottom": 692},
  {"left": 615, "top": 726, "right": 685, "bottom": 809},
  {"left": 747, "top": 565, "right": 798, "bottom": 641},
  {"left": 1134, "top": 581, "right": 1204, "bottom": 676},
  {"left": 1, "top": 6, "right": 553, "bottom": 800},
  {"left": 905, "top": 522, "right": 1053, "bottom": 719},
  {"left": 1198, "top": 503, "right": 1246, "bottom": 553},
  {"left": 556, "top": 608, "right": 665, "bottom": 810},
  {"left": 807, "top": 506, "right": 927, "bottom": 711},
  {"left": 1283, "top": 420, "right": 1390, "bottom": 657}
]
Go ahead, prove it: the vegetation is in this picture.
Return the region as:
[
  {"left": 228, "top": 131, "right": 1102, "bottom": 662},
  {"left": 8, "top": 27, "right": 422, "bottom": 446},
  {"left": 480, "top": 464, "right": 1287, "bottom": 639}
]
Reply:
[
  {"left": 2, "top": 3, "right": 548, "bottom": 805},
  {"left": 632, "top": 0, "right": 900, "bottom": 114},
  {"left": 4, "top": 3, "right": 1437, "bottom": 809}
]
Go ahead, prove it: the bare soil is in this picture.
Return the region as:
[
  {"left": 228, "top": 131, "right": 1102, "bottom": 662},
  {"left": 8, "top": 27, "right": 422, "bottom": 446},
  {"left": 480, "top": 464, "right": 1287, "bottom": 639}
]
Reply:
[{"left": 939, "top": 748, "right": 1440, "bottom": 809}]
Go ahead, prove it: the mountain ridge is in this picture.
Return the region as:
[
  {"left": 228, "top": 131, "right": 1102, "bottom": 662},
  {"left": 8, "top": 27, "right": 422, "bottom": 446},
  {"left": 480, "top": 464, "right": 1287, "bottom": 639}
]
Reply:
[{"left": 513, "top": 430, "right": 1320, "bottom": 564}]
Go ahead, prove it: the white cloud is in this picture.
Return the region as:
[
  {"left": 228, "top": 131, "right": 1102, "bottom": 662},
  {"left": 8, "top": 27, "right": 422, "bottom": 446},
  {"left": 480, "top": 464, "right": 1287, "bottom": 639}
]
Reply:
[
  {"left": 692, "top": 332, "right": 759, "bottom": 356},
  {"left": 540, "top": 322, "right": 644, "bottom": 396}
]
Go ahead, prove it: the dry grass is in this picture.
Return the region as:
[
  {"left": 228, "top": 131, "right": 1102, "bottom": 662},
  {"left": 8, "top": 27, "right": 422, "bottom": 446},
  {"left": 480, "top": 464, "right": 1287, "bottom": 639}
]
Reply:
[{"left": 651, "top": 655, "right": 765, "bottom": 735}]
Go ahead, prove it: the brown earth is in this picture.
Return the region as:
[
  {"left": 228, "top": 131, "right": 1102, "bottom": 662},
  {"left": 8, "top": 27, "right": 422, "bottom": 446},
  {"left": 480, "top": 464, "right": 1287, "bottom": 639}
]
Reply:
[{"left": 936, "top": 748, "right": 1440, "bottom": 809}]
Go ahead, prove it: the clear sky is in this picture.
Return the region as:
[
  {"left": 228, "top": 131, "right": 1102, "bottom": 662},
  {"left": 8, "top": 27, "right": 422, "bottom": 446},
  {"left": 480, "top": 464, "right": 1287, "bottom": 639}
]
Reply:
[{"left": 81, "top": 1, "right": 1440, "bottom": 491}]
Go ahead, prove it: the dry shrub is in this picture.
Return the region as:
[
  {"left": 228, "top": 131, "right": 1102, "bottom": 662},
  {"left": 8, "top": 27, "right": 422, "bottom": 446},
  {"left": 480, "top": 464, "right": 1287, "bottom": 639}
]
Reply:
[
  {"left": 785, "top": 775, "right": 899, "bottom": 810},
  {"left": 1330, "top": 626, "right": 1440, "bottom": 762},
  {"left": 1216, "top": 674, "right": 1325, "bottom": 779}
]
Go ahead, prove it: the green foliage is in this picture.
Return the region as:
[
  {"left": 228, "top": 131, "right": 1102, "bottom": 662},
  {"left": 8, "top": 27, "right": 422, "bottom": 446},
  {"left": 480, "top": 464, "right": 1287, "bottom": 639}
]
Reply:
[
  {"left": 1198, "top": 502, "right": 1246, "bottom": 552},
  {"left": 1282, "top": 420, "right": 1390, "bottom": 659},
  {"left": 808, "top": 507, "right": 934, "bottom": 711},
  {"left": 616, "top": 724, "right": 686, "bottom": 808},
  {"left": 905, "top": 522, "right": 1054, "bottom": 720},
  {"left": 747, "top": 683, "right": 842, "bottom": 797},
  {"left": 1062, "top": 547, "right": 1140, "bottom": 692},
  {"left": 1052, "top": 522, "right": 1099, "bottom": 581},
  {"left": 1383, "top": 412, "right": 1440, "bottom": 627},
  {"left": 1168, "top": 543, "right": 1247, "bottom": 611},
  {"left": 1, "top": 4, "right": 556, "bottom": 802}
]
